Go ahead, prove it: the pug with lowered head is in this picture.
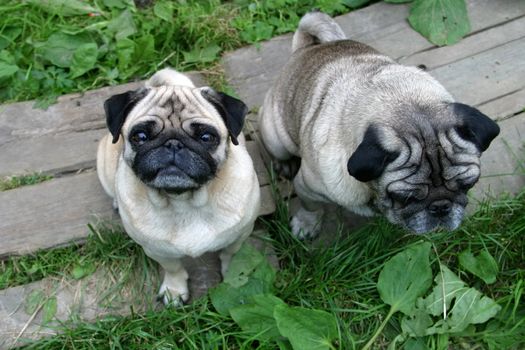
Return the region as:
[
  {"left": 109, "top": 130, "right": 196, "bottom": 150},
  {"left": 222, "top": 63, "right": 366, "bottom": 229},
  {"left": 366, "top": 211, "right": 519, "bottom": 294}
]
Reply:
[
  {"left": 259, "top": 12, "right": 500, "bottom": 238},
  {"left": 97, "top": 68, "right": 260, "bottom": 304}
]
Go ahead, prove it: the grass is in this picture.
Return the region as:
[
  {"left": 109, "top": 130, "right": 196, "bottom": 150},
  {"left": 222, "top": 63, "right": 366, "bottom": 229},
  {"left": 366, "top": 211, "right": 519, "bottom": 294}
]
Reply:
[
  {"left": 0, "top": 0, "right": 355, "bottom": 107},
  {"left": 2, "top": 187, "right": 523, "bottom": 349},
  {"left": 0, "top": 173, "right": 52, "bottom": 191},
  {"left": 1, "top": 223, "right": 160, "bottom": 309}
]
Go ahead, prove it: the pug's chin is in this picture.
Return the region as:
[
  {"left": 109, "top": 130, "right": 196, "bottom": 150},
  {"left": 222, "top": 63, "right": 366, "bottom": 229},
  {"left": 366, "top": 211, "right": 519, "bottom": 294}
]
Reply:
[
  {"left": 385, "top": 204, "right": 466, "bottom": 235},
  {"left": 144, "top": 166, "right": 200, "bottom": 194},
  {"left": 402, "top": 206, "right": 465, "bottom": 235}
]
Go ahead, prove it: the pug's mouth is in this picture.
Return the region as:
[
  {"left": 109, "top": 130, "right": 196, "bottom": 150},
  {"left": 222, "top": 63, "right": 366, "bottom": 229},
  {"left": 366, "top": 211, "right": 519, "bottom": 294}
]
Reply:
[
  {"left": 403, "top": 206, "right": 465, "bottom": 235},
  {"left": 144, "top": 165, "right": 201, "bottom": 194}
]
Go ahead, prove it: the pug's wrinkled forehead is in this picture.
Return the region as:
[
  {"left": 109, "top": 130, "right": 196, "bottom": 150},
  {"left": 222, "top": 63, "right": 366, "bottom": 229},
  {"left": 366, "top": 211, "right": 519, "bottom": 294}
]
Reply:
[
  {"left": 104, "top": 68, "right": 248, "bottom": 146},
  {"left": 122, "top": 85, "right": 228, "bottom": 139}
]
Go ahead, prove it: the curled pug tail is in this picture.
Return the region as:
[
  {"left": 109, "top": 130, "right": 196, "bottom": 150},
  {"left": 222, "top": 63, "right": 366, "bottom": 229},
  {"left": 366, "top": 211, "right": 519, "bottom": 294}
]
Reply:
[{"left": 292, "top": 11, "right": 346, "bottom": 53}]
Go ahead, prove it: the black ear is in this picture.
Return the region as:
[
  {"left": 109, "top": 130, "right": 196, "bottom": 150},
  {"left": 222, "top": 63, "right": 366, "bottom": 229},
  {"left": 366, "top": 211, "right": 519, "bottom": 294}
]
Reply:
[
  {"left": 347, "top": 126, "right": 399, "bottom": 182},
  {"left": 104, "top": 89, "right": 147, "bottom": 143},
  {"left": 201, "top": 89, "right": 248, "bottom": 145},
  {"left": 452, "top": 103, "right": 500, "bottom": 152}
]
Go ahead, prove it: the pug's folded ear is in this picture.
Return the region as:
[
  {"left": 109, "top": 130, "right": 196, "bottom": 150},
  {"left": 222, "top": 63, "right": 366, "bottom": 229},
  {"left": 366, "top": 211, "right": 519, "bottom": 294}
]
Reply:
[
  {"left": 201, "top": 89, "right": 249, "bottom": 145},
  {"left": 347, "top": 126, "right": 399, "bottom": 182},
  {"left": 104, "top": 89, "right": 148, "bottom": 143},
  {"left": 451, "top": 103, "right": 500, "bottom": 152}
]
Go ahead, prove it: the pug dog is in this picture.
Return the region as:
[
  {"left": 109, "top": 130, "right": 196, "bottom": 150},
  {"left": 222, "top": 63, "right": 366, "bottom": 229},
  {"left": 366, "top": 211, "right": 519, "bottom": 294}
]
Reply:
[
  {"left": 259, "top": 12, "right": 500, "bottom": 238},
  {"left": 97, "top": 68, "right": 260, "bottom": 304}
]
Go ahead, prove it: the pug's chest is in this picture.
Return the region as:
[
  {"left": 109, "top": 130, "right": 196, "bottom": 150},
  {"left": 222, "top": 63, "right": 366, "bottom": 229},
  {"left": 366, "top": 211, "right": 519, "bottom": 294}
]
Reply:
[{"left": 119, "top": 203, "right": 244, "bottom": 258}]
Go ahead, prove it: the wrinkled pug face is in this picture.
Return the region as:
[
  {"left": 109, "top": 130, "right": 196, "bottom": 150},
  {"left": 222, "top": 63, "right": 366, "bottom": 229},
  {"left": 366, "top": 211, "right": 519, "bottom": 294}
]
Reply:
[
  {"left": 104, "top": 85, "right": 248, "bottom": 194},
  {"left": 348, "top": 103, "right": 500, "bottom": 234}
]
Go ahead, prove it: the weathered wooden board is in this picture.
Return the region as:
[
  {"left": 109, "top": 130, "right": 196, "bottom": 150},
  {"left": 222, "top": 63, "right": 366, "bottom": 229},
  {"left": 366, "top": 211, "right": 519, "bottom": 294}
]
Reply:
[
  {"left": 473, "top": 113, "right": 525, "bottom": 200},
  {"left": 430, "top": 37, "right": 525, "bottom": 108},
  {"left": 0, "top": 166, "right": 274, "bottom": 258},
  {"left": 222, "top": 0, "right": 525, "bottom": 108},
  {"left": 0, "top": 73, "right": 206, "bottom": 176},
  {"left": 400, "top": 16, "right": 525, "bottom": 70},
  {"left": 478, "top": 88, "right": 525, "bottom": 121},
  {"left": 0, "top": 171, "right": 115, "bottom": 257},
  {"left": 0, "top": 232, "right": 276, "bottom": 350}
]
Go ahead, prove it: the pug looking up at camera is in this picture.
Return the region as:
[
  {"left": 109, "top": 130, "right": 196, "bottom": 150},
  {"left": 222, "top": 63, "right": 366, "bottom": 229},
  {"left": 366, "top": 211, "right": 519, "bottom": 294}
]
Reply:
[
  {"left": 259, "top": 12, "right": 499, "bottom": 238},
  {"left": 97, "top": 68, "right": 260, "bottom": 304}
]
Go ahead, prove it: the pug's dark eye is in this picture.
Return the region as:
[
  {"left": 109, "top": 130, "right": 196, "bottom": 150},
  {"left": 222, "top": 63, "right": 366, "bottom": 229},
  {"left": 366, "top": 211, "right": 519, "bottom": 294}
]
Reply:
[
  {"left": 389, "top": 191, "right": 417, "bottom": 205},
  {"left": 130, "top": 131, "right": 148, "bottom": 145},
  {"left": 199, "top": 132, "right": 216, "bottom": 143}
]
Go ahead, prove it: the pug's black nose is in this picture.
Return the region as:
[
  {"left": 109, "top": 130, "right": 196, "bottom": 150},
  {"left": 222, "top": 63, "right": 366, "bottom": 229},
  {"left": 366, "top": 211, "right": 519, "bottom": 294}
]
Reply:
[
  {"left": 164, "top": 139, "right": 183, "bottom": 150},
  {"left": 428, "top": 200, "right": 452, "bottom": 217}
]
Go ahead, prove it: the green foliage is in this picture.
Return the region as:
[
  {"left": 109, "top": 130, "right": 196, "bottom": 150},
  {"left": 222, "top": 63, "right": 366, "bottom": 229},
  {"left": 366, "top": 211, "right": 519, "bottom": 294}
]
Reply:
[
  {"left": 274, "top": 304, "right": 339, "bottom": 350},
  {"left": 459, "top": 249, "right": 499, "bottom": 284},
  {"left": 377, "top": 242, "right": 433, "bottom": 316},
  {"left": 24, "top": 290, "right": 58, "bottom": 325},
  {"left": 409, "top": 0, "right": 470, "bottom": 46},
  {"left": 0, "top": 0, "right": 471, "bottom": 105},
  {"left": 210, "top": 242, "right": 339, "bottom": 349},
  {"left": 9, "top": 189, "right": 525, "bottom": 349},
  {"left": 0, "top": 173, "right": 52, "bottom": 191}
]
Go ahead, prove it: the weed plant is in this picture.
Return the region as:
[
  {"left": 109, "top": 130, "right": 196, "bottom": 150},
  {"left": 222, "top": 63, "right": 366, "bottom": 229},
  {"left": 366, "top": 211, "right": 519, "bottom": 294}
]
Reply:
[
  {"left": 5, "top": 189, "right": 524, "bottom": 349},
  {"left": 0, "top": 0, "right": 351, "bottom": 107}
]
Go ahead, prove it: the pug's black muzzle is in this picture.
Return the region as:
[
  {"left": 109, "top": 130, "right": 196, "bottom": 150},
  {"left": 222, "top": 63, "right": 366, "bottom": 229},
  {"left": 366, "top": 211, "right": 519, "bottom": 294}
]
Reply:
[{"left": 132, "top": 131, "right": 217, "bottom": 193}]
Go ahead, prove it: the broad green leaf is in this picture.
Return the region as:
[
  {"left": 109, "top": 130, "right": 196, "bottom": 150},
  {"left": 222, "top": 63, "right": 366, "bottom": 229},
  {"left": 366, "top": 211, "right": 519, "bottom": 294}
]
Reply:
[
  {"left": 274, "top": 304, "right": 338, "bottom": 350},
  {"left": 25, "top": 290, "right": 46, "bottom": 315},
  {"left": 240, "top": 21, "right": 274, "bottom": 43},
  {"left": 27, "top": 0, "right": 98, "bottom": 16},
  {"left": 42, "top": 296, "right": 57, "bottom": 324},
  {"left": 71, "top": 262, "right": 96, "bottom": 279},
  {"left": 0, "top": 27, "right": 22, "bottom": 51},
  {"left": 385, "top": 0, "right": 412, "bottom": 3},
  {"left": 182, "top": 44, "right": 221, "bottom": 65},
  {"left": 133, "top": 35, "right": 156, "bottom": 63},
  {"left": 422, "top": 265, "right": 465, "bottom": 316},
  {"left": 421, "top": 266, "right": 501, "bottom": 334},
  {"left": 210, "top": 242, "right": 276, "bottom": 315},
  {"left": 210, "top": 278, "right": 270, "bottom": 315},
  {"left": 445, "top": 288, "right": 501, "bottom": 332},
  {"left": 408, "top": 0, "right": 470, "bottom": 46},
  {"left": 223, "top": 243, "right": 265, "bottom": 288},
  {"left": 377, "top": 242, "right": 432, "bottom": 315},
  {"left": 316, "top": 0, "right": 346, "bottom": 14},
  {"left": 35, "top": 32, "right": 95, "bottom": 68},
  {"left": 0, "top": 62, "right": 18, "bottom": 80},
  {"left": 459, "top": 249, "right": 498, "bottom": 284},
  {"left": 404, "top": 338, "right": 430, "bottom": 350},
  {"left": 230, "top": 294, "right": 286, "bottom": 341},
  {"left": 401, "top": 309, "right": 433, "bottom": 337},
  {"left": 103, "top": 0, "right": 134, "bottom": 10},
  {"left": 342, "top": 0, "right": 371, "bottom": 8},
  {"left": 107, "top": 10, "right": 137, "bottom": 40},
  {"left": 116, "top": 38, "right": 136, "bottom": 74},
  {"left": 154, "top": 2, "right": 173, "bottom": 22},
  {"left": 70, "top": 43, "right": 98, "bottom": 78}
]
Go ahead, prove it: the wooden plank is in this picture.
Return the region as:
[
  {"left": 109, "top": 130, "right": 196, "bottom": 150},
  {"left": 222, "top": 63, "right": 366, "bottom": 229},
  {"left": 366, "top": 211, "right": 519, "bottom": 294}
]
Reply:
[
  {"left": 478, "top": 88, "right": 525, "bottom": 120},
  {"left": 400, "top": 16, "right": 525, "bottom": 70},
  {"left": 0, "top": 171, "right": 115, "bottom": 257},
  {"left": 472, "top": 112, "right": 525, "bottom": 200},
  {"left": 0, "top": 73, "right": 206, "bottom": 176},
  {"left": 0, "top": 231, "right": 276, "bottom": 349},
  {"left": 431, "top": 37, "right": 525, "bottom": 107},
  {"left": 0, "top": 169, "right": 274, "bottom": 257},
  {"left": 222, "top": 0, "right": 525, "bottom": 108}
]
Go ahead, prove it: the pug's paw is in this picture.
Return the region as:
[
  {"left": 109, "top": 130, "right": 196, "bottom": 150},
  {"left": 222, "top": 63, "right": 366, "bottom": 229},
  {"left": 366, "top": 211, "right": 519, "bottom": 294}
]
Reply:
[
  {"left": 272, "top": 156, "right": 301, "bottom": 180},
  {"left": 290, "top": 207, "right": 323, "bottom": 240},
  {"left": 158, "top": 275, "right": 190, "bottom": 306}
]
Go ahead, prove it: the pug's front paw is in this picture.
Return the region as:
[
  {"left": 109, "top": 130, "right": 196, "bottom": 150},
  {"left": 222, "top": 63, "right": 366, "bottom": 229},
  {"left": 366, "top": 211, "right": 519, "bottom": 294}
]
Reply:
[
  {"left": 158, "top": 274, "right": 189, "bottom": 306},
  {"left": 290, "top": 206, "right": 324, "bottom": 240}
]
